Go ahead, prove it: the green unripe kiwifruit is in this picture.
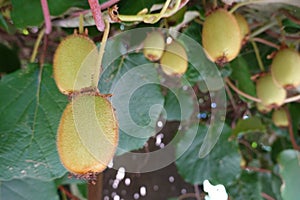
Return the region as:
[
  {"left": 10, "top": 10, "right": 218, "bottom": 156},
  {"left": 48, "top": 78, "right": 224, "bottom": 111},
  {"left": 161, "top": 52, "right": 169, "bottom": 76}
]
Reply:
[
  {"left": 53, "top": 34, "right": 99, "bottom": 95},
  {"left": 272, "top": 108, "right": 288, "bottom": 127},
  {"left": 202, "top": 9, "right": 242, "bottom": 64},
  {"left": 57, "top": 94, "right": 118, "bottom": 175},
  {"left": 160, "top": 40, "right": 188, "bottom": 76},
  {"left": 234, "top": 13, "right": 250, "bottom": 39},
  {"left": 271, "top": 48, "right": 300, "bottom": 89},
  {"left": 256, "top": 102, "right": 272, "bottom": 113},
  {"left": 256, "top": 74, "right": 286, "bottom": 108},
  {"left": 143, "top": 31, "right": 165, "bottom": 61}
]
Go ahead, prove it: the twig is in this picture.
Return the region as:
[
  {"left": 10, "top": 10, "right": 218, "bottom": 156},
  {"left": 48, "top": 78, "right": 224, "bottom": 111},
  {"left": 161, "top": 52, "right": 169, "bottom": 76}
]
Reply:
[
  {"left": 261, "top": 192, "right": 275, "bottom": 200},
  {"left": 225, "top": 78, "right": 261, "bottom": 103},
  {"left": 279, "top": 9, "right": 300, "bottom": 25},
  {"left": 224, "top": 82, "right": 238, "bottom": 113},
  {"left": 284, "top": 94, "right": 300, "bottom": 104},
  {"left": 40, "top": 0, "right": 52, "bottom": 34},
  {"left": 59, "top": 186, "right": 80, "bottom": 200},
  {"left": 39, "top": 34, "right": 48, "bottom": 67},
  {"left": 97, "top": 20, "right": 110, "bottom": 82},
  {"left": 178, "top": 193, "right": 197, "bottom": 200},
  {"left": 30, "top": 29, "right": 45, "bottom": 63},
  {"left": 250, "top": 40, "right": 265, "bottom": 72},
  {"left": 251, "top": 37, "right": 280, "bottom": 49},
  {"left": 229, "top": 0, "right": 272, "bottom": 13},
  {"left": 194, "top": 184, "right": 201, "bottom": 200},
  {"left": 285, "top": 107, "right": 300, "bottom": 151},
  {"left": 266, "top": 30, "right": 300, "bottom": 40},
  {"left": 249, "top": 21, "right": 278, "bottom": 38},
  {"left": 88, "top": 0, "right": 105, "bottom": 31},
  {"left": 79, "top": 14, "right": 84, "bottom": 34}
]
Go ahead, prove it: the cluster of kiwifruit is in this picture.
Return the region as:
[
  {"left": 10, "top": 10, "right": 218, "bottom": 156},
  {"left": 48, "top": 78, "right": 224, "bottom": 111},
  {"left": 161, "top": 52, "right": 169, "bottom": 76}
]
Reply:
[
  {"left": 201, "top": 8, "right": 300, "bottom": 128},
  {"left": 256, "top": 47, "right": 299, "bottom": 128},
  {"left": 53, "top": 31, "right": 118, "bottom": 181},
  {"left": 142, "top": 31, "right": 188, "bottom": 76}
]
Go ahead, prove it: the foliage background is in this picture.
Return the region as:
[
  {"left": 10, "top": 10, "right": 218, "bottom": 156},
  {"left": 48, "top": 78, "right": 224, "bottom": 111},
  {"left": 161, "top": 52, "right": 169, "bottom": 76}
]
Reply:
[{"left": 0, "top": 0, "right": 300, "bottom": 199}]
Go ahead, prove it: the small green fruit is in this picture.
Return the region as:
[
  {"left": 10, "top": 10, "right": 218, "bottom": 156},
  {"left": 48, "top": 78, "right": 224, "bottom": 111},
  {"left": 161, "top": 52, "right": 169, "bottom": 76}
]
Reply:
[
  {"left": 143, "top": 31, "right": 165, "bottom": 61},
  {"left": 234, "top": 13, "right": 250, "bottom": 39},
  {"left": 53, "top": 34, "right": 98, "bottom": 95},
  {"left": 160, "top": 40, "right": 188, "bottom": 76},
  {"left": 57, "top": 94, "right": 118, "bottom": 175},
  {"left": 272, "top": 108, "right": 288, "bottom": 127},
  {"left": 256, "top": 74, "right": 286, "bottom": 108},
  {"left": 202, "top": 9, "right": 242, "bottom": 64},
  {"left": 271, "top": 48, "right": 300, "bottom": 88}
]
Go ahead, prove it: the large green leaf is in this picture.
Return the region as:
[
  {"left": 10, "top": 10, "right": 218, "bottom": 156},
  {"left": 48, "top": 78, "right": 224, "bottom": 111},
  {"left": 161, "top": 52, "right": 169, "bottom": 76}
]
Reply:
[
  {"left": 232, "top": 117, "right": 266, "bottom": 136},
  {"left": 227, "top": 171, "right": 263, "bottom": 200},
  {"left": 278, "top": 149, "right": 300, "bottom": 200},
  {"left": 163, "top": 88, "right": 194, "bottom": 121},
  {"left": 0, "top": 64, "right": 68, "bottom": 180},
  {"left": 99, "top": 53, "right": 164, "bottom": 155},
  {"left": 0, "top": 178, "right": 59, "bottom": 200},
  {"left": 175, "top": 124, "right": 241, "bottom": 185},
  {"left": 11, "top": 0, "right": 90, "bottom": 28},
  {"left": 229, "top": 56, "right": 256, "bottom": 98}
]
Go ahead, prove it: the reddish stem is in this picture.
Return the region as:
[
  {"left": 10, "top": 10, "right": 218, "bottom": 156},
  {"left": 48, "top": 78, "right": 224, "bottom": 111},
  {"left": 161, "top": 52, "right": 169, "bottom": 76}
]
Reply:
[
  {"left": 88, "top": 0, "right": 105, "bottom": 31},
  {"left": 58, "top": 186, "right": 80, "bottom": 200},
  {"left": 261, "top": 192, "right": 275, "bottom": 200},
  {"left": 285, "top": 107, "right": 300, "bottom": 151},
  {"left": 252, "top": 37, "right": 280, "bottom": 49},
  {"left": 40, "top": 0, "right": 52, "bottom": 34}
]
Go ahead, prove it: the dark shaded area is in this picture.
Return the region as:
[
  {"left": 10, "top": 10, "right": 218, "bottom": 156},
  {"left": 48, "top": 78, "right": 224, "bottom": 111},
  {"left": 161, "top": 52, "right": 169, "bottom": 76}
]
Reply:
[{"left": 101, "top": 122, "right": 196, "bottom": 200}]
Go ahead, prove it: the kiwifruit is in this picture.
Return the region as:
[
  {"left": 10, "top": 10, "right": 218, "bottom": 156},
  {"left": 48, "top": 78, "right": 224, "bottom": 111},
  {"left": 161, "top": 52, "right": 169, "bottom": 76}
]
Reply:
[
  {"left": 143, "top": 31, "right": 165, "bottom": 61},
  {"left": 256, "top": 102, "right": 272, "bottom": 113},
  {"left": 160, "top": 40, "right": 188, "bottom": 76},
  {"left": 256, "top": 74, "right": 286, "bottom": 108},
  {"left": 202, "top": 9, "right": 242, "bottom": 64},
  {"left": 234, "top": 13, "right": 250, "bottom": 40},
  {"left": 53, "top": 34, "right": 98, "bottom": 95},
  {"left": 271, "top": 48, "right": 300, "bottom": 89},
  {"left": 57, "top": 94, "right": 118, "bottom": 175},
  {"left": 272, "top": 108, "right": 288, "bottom": 127}
]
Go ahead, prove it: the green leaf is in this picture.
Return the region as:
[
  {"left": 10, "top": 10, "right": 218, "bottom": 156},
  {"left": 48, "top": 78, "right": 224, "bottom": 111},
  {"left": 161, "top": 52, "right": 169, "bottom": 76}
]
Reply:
[
  {"left": 11, "top": 0, "right": 89, "bottom": 28},
  {"left": 0, "top": 178, "right": 59, "bottom": 200},
  {"left": 163, "top": 88, "right": 194, "bottom": 121},
  {"left": 227, "top": 171, "right": 263, "bottom": 200},
  {"left": 229, "top": 56, "right": 256, "bottom": 98},
  {"left": 99, "top": 53, "right": 164, "bottom": 155},
  {"left": 232, "top": 117, "right": 266, "bottom": 136},
  {"left": 278, "top": 149, "right": 300, "bottom": 200},
  {"left": 0, "top": 43, "right": 21, "bottom": 74},
  {"left": 260, "top": 173, "right": 283, "bottom": 200},
  {"left": 175, "top": 124, "right": 241, "bottom": 185},
  {"left": 0, "top": 64, "right": 68, "bottom": 180},
  {"left": 0, "top": 13, "right": 9, "bottom": 32}
]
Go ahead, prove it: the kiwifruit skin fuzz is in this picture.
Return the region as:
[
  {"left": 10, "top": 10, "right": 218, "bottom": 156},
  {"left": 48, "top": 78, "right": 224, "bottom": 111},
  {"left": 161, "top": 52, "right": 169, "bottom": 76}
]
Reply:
[
  {"left": 53, "top": 34, "right": 98, "bottom": 95},
  {"left": 256, "top": 74, "right": 286, "bottom": 108},
  {"left": 271, "top": 48, "right": 300, "bottom": 88},
  {"left": 202, "top": 9, "right": 242, "bottom": 64},
  {"left": 160, "top": 40, "right": 188, "bottom": 76},
  {"left": 57, "top": 94, "right": 118, "bottom": 175},
  {"left": 143, "top": 31, "right": 165, "bottom": 61}
]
